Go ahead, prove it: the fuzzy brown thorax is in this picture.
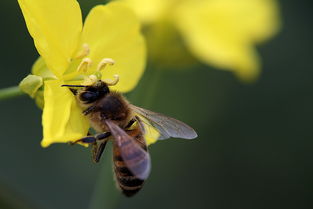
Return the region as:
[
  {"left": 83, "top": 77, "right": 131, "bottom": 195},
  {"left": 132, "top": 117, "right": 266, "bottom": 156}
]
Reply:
[{"left": 74, "top": 80, "right": 133, "bottom": 132}]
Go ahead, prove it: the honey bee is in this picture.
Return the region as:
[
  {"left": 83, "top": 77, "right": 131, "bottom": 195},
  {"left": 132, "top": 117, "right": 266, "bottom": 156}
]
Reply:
[{"left": 62, "top": 79, "right": 197, "bottom": 197}]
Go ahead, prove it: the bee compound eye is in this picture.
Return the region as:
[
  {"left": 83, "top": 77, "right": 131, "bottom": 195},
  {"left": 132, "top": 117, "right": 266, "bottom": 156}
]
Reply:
[{"left": 80, "top": 91, "right": 98, "bottom": 102}]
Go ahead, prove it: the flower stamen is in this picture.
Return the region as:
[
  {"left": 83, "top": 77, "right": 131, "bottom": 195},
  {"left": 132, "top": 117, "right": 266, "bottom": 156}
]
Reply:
[
  {"left": 103, "top": 74, "right": 119, "bottom": 86},
  {"left": 82, "top": 75, "right": 98, "bottom": 86},
  {"left": 73, "top": 43, "right": 90, "bottom": 59},
  {"left": 77, "top": 58, "right": 92, "bottom": 73},
  {"left": 97, "top": 58, "right": 115, "bottom": 72}
]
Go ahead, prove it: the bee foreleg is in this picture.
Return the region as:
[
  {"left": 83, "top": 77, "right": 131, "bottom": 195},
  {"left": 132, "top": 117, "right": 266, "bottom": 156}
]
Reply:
[
  {"left": 69, "top": 88, "right": 78, "bottom": 95},
  {"left": 83, "top": 105, "right": 97, "bottom": 115}
]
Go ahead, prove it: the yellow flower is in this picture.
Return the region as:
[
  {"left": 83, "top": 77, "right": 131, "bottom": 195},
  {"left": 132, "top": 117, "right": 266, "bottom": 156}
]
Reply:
[
  {"left": 119, "top": 0, "right": 281, "bottom": 81},
  {"left": 18, "top": 0, "right": 146, "bottom": 147}
]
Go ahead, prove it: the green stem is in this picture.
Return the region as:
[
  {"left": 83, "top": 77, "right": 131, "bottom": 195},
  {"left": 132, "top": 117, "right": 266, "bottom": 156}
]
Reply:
[{"left": 0, "top": 86, "right": 24, "bottom": 100}]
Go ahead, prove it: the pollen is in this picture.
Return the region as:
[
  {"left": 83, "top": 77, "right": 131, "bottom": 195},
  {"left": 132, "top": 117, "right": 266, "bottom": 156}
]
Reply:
[{"left": 82, "top": 74, "right": 98, "bottom": 86}]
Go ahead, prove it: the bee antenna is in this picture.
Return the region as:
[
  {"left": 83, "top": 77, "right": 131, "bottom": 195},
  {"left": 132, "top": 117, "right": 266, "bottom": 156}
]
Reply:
[{"left": 61, "top": 85, "right": 89, "bottom": 88}]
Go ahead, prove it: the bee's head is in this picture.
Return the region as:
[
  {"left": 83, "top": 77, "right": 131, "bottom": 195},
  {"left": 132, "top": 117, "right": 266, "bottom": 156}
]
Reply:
[
  {"left": 78, "top": 80, "right": 110, "bottom": 104},
  {"left": 62, "top": 74, "right": 119, "bottom": 104},
  {"left": 62, "top": 80, "right": 110, "bottom": 104}
]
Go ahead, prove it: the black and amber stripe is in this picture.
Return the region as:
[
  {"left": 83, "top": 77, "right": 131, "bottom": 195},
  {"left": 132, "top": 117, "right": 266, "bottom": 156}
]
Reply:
[{"left": 113, "top": 126, "right": 148, "bottom": 197}]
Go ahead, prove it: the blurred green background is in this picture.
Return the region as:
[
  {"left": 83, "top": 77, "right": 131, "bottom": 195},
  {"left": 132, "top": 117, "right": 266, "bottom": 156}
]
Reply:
[{"left": 0, "top": 0, "right": 312, "bottom": 209}]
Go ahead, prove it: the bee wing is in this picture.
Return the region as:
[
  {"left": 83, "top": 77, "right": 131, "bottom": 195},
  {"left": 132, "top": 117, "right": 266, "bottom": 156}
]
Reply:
[
  {"left": 105, "top": 120, "right": 151, "bottom": 180},
  {"left": 130, "top": 105, "right": 198, "bottom": 140}
]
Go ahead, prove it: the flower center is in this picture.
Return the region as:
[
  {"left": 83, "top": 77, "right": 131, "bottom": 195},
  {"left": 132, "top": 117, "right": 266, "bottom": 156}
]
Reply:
[{"left": 74, "top": 43, "right": 119, "bottom": 86}]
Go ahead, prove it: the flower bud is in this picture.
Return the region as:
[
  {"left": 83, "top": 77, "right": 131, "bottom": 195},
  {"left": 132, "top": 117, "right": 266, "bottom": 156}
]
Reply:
[{"left": 19, "top": 74, "right": 43, "bottom": 98}]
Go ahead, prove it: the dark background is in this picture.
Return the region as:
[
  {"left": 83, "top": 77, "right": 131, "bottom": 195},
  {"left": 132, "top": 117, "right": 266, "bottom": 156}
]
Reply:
[{"left": 0, "top": 0, "right": 312, "bottom": 209}]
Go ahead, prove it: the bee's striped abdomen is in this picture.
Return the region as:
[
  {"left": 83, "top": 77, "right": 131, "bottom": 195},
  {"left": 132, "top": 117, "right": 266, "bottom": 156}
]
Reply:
[{"left": 113, "top": 127, "right": 148, "bottom": 197}]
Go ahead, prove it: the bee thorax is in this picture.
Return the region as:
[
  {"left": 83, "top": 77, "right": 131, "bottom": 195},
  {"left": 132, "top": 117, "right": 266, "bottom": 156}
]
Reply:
[{"left": 86, "top": 92, "right": 131, "bottom": 132}]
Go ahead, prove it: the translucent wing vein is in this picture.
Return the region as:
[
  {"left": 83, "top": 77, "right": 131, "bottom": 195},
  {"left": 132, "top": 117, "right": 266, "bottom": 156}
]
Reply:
[{"left": 130, "top": 105, "right": 198, "bottom": 140}]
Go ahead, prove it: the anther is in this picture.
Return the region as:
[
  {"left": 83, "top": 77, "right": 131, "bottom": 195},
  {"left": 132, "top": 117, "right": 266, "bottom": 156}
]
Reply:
[
  {"left": 97, "top": 58, "right": 115, "bottom": 72},
  {"left": 74, "top": 43, "right": 90, "bottom": 59},
  {"left": 103, "top": 74, "right": 119, "bottom": 86},
  {"left": 77, "top": 58, "right": 92, "bottom": 73},
  {"left": 82, "top": 75, "right": 98, "bottom": 86}
]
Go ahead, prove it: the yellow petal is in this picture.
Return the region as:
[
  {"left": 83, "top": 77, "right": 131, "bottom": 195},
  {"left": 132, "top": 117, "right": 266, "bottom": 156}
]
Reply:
[
  {"left": 31, "top": 56, "right": 56, "bottom": 79},
  {"left": 144, "top": 124, "right": 160, "bottom": 146},
  {"left": 81, "top": 2, "right": 146, "bottom": 92},
  {"left": 136, "top": 116, "right": 160, "bottom": 145},
  {"left": 119, "top": 0, "right": 172, "bottom": 23},
  {"left": 18, "top": 0, "right": 83, "bottom": 77},
  {"left": 174, "top": 0, "right": 280, "bottom": 81},
  {"left": 232, "top": 0, "right": 281, "bottom": 43},
  {"left": 35, "top": 90, "right": 44, "bottom": 109},
  {"left": 41, "top": 80, "right": 89, "bottom": 147},
  {"left": 144, "top": 20, "right": 197, "bottom": 69}
]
